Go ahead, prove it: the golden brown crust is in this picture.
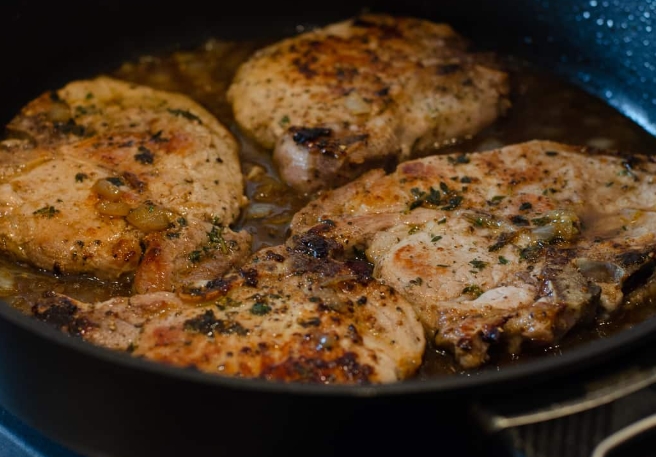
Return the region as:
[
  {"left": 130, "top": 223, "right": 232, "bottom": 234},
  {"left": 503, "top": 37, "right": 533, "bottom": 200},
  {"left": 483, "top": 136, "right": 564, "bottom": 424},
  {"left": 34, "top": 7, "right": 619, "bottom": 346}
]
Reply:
[
  {"left": 228, "top": 14, "right": 509, "bottom": 193},
  {"left": 291, "top": 140, "right": 656, "bottom": 367},
  {"left": 0, "top": 77, "right": 249, "bottom": 290}
]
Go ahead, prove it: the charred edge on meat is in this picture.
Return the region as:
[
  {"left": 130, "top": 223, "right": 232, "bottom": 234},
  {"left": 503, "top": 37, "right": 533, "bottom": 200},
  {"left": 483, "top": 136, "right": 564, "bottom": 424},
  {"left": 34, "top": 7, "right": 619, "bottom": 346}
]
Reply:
[
  {"left": 31, "top": 295, "right": 93, "bottom": 337},
  {"left": 260, "top": 352, "right": 374, "bottom": 383}
]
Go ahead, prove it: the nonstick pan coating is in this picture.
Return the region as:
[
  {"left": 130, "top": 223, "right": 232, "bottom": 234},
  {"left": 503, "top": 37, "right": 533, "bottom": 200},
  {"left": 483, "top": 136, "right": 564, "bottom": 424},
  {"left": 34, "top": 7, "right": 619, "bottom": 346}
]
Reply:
[{"left": 0, "top": 1, "right": 655, "bottom": 456}]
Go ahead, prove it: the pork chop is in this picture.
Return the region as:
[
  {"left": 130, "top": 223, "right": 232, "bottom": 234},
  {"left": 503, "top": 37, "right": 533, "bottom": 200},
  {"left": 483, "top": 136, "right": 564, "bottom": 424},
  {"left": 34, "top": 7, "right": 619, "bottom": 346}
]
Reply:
[
  {"left": 0, "top": 77, "right": 249, "bottom": 293},
  {"left": 292, "top": 140, "right": 656, "bottom": 367},
  {"left": 228, "top": 14, "right": 510, "bottom": 193},
  {"left": 32, "top": 238, "right": 425, "bottom": 384}
]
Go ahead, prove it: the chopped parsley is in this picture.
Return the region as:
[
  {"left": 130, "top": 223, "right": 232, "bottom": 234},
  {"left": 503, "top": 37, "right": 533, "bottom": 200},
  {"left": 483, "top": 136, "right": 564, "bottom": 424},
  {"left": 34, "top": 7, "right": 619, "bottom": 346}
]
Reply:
[
  {"left": 409, "top": 277, "right": 423, "bottom": 286},
  {"left": 33, "top": 206, "right": 60, "bottom": 218},
  {"left": 498, "top": 256, "right": 509, "bottom": 265},
  {"left": 469, "top": 259, "right": 488, "bottom": 270},
  {"left": 279, "top": 115, "right": 290, "bottom": 127},
  {"left": 441, "top": 195, "right": 463, "bottom": 211},
  {"left": 250, "top": 302, "right": 272, "bottom": 315},
  {"left": 487, "top": 195, "right": 505, "bottom": 206},
  {"left": 519, "top": 202, "right": 533, "bottom": 211},
  {"left": 167, "top": 108, "right": 202, "bottom": 123},
  {"left": 431, "top": 235, "right": 443, "bottom": 242},
  {"left": 208, "top": 226, "right": 228, "bottom": 254},
  {"left": 462, "top": 284, "right": 483, "bottom": 298}
]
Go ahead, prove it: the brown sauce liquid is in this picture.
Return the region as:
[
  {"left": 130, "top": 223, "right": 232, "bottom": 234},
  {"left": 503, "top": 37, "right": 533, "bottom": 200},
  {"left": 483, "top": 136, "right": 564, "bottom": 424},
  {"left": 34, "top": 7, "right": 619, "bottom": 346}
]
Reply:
[{"left": 3, "top": 37, "right": 656, "bottom": 379}]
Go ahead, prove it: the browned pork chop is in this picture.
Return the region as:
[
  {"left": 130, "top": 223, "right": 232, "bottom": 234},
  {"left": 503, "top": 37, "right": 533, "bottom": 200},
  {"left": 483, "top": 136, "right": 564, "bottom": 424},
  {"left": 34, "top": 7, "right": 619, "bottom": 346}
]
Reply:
[
  {"left": 32, "top": 238, "right": 425, "bottom": 384},
  {"left": 292, "top": 140, "right": 656, "bottom": 368},
  {"left": 0, "top": 77, "right": 249, "bottom": 293},
  {"left": 228, "top": 14, "right": 509, "bottom": 193}
]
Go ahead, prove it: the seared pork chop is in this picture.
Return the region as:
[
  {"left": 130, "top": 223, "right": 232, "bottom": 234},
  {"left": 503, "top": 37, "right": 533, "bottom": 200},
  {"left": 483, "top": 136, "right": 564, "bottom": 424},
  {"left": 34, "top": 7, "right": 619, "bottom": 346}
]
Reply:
[
  {"left": 292, "top": 140, "right": 656, "bottom": 367},
  {"left": 0, "top": 77, "right": 249, "bottom": 293},
  {"left": 32, "top": 238, "right": 425, "bottom": 384},
  {"left": 228, "top": 14, "right": 510, "bottom": 193}
]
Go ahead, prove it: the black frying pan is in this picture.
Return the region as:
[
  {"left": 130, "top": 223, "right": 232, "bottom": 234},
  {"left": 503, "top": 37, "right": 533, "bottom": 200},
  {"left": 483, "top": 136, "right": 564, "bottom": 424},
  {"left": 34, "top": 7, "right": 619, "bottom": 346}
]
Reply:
[{"left": 1, "top": 1, "right": 655, "bottom": 456}]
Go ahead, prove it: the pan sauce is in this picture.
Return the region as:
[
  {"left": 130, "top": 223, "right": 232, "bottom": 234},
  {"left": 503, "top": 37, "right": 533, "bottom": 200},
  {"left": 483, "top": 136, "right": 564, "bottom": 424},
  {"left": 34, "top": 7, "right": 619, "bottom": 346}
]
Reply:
[{"left": 3, "top": 36, "right": 656, "bottom": 378}]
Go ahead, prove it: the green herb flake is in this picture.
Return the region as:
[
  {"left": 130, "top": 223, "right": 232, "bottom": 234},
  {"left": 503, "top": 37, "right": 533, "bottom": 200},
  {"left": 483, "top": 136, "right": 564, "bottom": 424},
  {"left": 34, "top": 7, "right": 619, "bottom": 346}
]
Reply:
[
  {"left": 75, "top": 173, "right": 88, "bottom": 183},
  {"left": 279, "top": 115, "right": 290, "bottom": 127},
  {"left": 519, "top": 243, "right": 544, "bottom": 262},
  {"left": 519, "top": 202, "right": 533, "bottom": 211},
  {"left": 425, "top": 187, "right": 441, "bottom": 206},
  {"left": 488, "top": 195, "right": 505, "bottom": 206},
  {"left": 409, "top": 277, "right": 423, "bottom": 286},
  {"left": 33, "top": 206, "right": 60, "bottom": 218},
  {"left": 545, "top": 151, "right": 558, "bottom": 157},
  {"left": 167, "top": 108, "right": 202, "bottom": 123},
  {"left": 188, "top": 250, "right": 202, "bottom": 263},
  {"left": 469, "top": 259, "right": 488, "bottom": 270},
  {"left": 410, "top": 187, "right": 426, "bottom": 198},
  {"left": 85, "top": 92, "right": 94, "bottom": 100},
  {"left": 408, "top": 225, "right": 421, "bottom": 235},
  {"left": 250, "top": 302, "right": 272, "bottom": 316},
  {"left": 441, "top": 195, "right": 463, "bottom": 211},
  {"left": 208, "top": 226, "right": 228, "bottom": 254},
  {"left": 531, "top": 216, "right": 550, "bottom": 226},
  {"left": 431, "top": 235, "right": 443, "bottom": 242},
  {"left": 498, "top": 256, "right": 509, "bottom": 265},
  {"left": 462, "top": 284, "right": 483, "bottom": 298}
]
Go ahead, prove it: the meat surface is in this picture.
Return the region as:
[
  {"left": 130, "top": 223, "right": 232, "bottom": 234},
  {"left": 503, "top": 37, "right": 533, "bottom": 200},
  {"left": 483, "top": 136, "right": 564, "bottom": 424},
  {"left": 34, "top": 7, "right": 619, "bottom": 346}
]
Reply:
[
  {"left": 0, "top": 77, "right": 250, "bottom": 293},
  {"left": 292, "top": 140, "right": 656, "bottom": 368},
  {"left": 32, "top": 237, "right": 425, "bottom": 384},
  {"left": 228, "top": 14, "right": 509, "bottom": 193}
]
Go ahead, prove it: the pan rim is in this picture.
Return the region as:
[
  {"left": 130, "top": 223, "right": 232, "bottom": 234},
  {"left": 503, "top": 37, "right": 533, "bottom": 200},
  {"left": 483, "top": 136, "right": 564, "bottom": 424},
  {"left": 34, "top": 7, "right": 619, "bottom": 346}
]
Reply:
[{"left": 2, "top": 298, "right": 654, "bottom": 397}]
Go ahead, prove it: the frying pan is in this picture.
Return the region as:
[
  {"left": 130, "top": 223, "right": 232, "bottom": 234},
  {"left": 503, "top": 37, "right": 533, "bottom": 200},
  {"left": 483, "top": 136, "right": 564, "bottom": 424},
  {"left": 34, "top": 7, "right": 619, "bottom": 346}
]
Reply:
[{"left": 1, "top": 0, "right": 655, "bottom": 456}]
